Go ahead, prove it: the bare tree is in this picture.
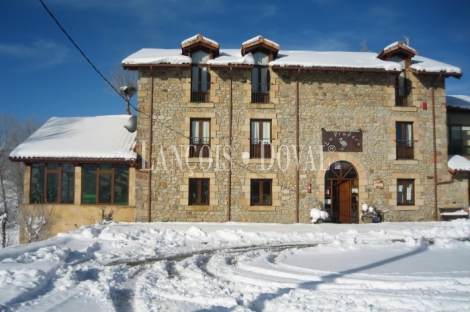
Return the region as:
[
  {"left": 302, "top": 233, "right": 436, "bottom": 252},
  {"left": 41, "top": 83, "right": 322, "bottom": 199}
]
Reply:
[
  {"left": 0, "top": 113, "right": 18, "bottom": 247},
  {"left": 0, "top": 113, "right": 42, "bottom": 247},
  {"left": 109, "top": 64, "right": 138, "bottom": 115},
  {"left": 20, "top": 204, "right": 53, "bottom": 243}
]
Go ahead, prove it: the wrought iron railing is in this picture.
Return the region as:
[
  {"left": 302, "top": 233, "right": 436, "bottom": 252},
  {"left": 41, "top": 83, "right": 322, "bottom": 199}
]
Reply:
[
  {"left": 251, "top": 91, "right": 269, "bottom": 103},
  {"left": 396, "top": 140, "right": 414, "bottom": 159},
  {"left": 395, "top": 95, "right": 409, "bottom": 107},
  {"left": 250, "top": 139, "right": 272, "bottom": 158},
  {"left": 191, "top": 81, "right": 210, "bottom": 102},
  {"left": 189, "top": 137, "right": 211, "bottom": 158}
]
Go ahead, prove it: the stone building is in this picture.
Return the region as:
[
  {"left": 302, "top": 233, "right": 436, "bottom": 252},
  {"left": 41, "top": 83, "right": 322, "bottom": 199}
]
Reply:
[{"left": 122, "top": 35, "right": 467, "bottom": 224}]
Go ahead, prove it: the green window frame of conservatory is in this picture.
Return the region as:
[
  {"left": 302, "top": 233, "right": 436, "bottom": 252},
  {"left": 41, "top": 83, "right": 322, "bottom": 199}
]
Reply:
[
  {"left": 30, "top": 163, "right": 75, "bottom": 204},
  {"left": 81, "top": 164, "right": 129, "bottom": 205}
]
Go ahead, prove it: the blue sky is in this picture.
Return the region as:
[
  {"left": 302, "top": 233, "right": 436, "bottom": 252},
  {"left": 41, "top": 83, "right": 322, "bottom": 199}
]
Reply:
[{"left": 1, "top": 0, "right": 469, "bottom": 123}]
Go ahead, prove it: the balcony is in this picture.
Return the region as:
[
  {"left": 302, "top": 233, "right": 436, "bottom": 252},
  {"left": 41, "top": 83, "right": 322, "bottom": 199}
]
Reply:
[
  {"left": 395, "top": 95, "right": 409, "bottom": 107},
  {"left": 191, "top": 90, "right": 210, "bottom": 103},
  {"left": 189, "top": 137, "right": 211, "bottom": 158},
  {"left": 250, "top": 139, "right": 272, "bottom": 159},
  {"left": 396, "top": 141, "right": 414, "bottom": 159},
  {"left": 191, "top": 80, "right": 210, "bottom": 102},
  {"left": 251, "top": 91, "right": 269, "bottom": 104}
]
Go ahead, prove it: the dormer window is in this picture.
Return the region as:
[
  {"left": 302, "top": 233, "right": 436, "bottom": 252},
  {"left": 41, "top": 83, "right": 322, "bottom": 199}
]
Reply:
[
  {"left": 191, "top": 50, "right": 210, "bottom": 102},
  {"left": 241, "top": 36, "right": 280, "bottom": 105},
  {"left": 252, "top": 52, "right": 270, "bottom": 103},
  {"left": 392, "top": 56, "right": 411, "bottom": 107},
  {"left": 378, "top": 42, "right": 417, "bottom": 107},
  {"left": 181, "top": 34, "right": 219, "bottom": 103}
]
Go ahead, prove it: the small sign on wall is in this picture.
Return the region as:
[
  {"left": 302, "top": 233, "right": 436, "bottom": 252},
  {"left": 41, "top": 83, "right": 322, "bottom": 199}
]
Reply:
[{"left": 374, "top": 180, "right": 384, "bottom": 189}]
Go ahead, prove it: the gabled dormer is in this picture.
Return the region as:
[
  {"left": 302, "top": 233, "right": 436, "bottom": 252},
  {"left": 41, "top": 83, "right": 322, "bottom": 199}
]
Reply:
[
  {"left": 241, "top": 35, "right": 280, "bottom": 61},
  {"left": 378, "top": 41, "right": 418, "bottom": 68},
  {"left": 379, "top": 41, "right": 418, "bottom": 107},
  {"left": 181, "top": 34, "right": 219, "bottom": 102},
  {"left": 241, "top": 36, "right": 280, "bottom": 104},
  {"left": 181, "top": 34, "right": 220, "bottom": 59}
]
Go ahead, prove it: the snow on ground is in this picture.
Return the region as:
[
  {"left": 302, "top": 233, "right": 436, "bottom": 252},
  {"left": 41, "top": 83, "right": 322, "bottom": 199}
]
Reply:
[{"left": 0, "top": 220, "right": 469, "bottom": 311}]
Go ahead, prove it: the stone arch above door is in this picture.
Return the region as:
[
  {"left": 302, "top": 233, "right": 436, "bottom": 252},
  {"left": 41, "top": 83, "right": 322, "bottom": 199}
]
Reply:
[{"left": 314, "top": 153, "right": 368, "bottom": 208}]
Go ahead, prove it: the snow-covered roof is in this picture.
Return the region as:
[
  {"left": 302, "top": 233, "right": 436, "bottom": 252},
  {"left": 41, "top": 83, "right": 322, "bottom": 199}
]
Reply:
[
  {"left": 181, "top": 34, "right": 219, "bottom": 47},
  {"left": 410, "top": 56, "right": 462, "bottom": 75},
  {"left": 9, "top": 115, "right": 137, "bottom": 162},
  {"left": 448, "top": 155, "right": 470, "bottom": 172},
  {"left": 122, "top": 38, "right": 461, "bottom": 75},
  {"left": 446, "top": 95, "right": 470, "bottom": 110},
  {"left": 122, "top": 48, "right": 191, "bottom": 65},
  {"left": 206, "top": 49, "right": 254, "bottom": 66},
  {"left": 123, "top": 49, "right": 401, "bottom": 71},
  {"left": 270, "top": 51, "right": 401, "bottom": 70},
  {"left": 242, "top": 35, "right": 280, "bottom": 49},
  {"left": 382, "top": 41, "right": 418, "bottom": 54}
]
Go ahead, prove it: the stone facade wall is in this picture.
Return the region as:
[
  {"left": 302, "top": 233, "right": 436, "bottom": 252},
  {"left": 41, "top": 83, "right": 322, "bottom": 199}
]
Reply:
[
  {"left": 19, "top": 203, "right": 135, "bottom": 243},
  {"left": 134, "top": 65, "right": 468, "bottom": 223}
]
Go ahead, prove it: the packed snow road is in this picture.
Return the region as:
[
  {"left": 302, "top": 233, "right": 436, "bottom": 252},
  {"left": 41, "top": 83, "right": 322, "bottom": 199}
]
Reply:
[{"left": 1, "top": 220, "right": 469, "bottom": 311}]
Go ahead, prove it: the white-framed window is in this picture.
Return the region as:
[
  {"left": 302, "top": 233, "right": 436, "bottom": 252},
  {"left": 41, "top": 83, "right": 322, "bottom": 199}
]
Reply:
[
  {"left": 397, "top": 179, "right": 414, "bottom": 205},
  {"left": 250, "top": 119, "right": 271, "bottom": 158},
  {"left": 189, "top": 118, "right": 211, "bottom": 158}
]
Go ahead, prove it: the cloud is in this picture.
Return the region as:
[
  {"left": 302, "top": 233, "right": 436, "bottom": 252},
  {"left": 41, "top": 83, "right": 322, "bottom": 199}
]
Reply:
[
  {"left": 0, "top": 39, "right": 70, "bottom": 69},
  {"left": 260, "top": 4, "right": 277, "bottom": 18}
]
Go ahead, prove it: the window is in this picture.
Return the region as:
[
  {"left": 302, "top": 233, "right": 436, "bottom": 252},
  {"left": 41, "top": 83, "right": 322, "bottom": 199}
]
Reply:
[
  {"left": 396, "top": 122, "right": 414, "bottom": 159},
  {"left": 397, "top": 179, "right": 414, "bottom": 205},
  {"left": 30, "top": 163, "right": 74, "bottom": 204},
  {"left": 189, "top": 119, "right": 210, "bottom": 158},
  {"left": 251, "top": 52, "right": 270, "bottom": 103},
  {"left": 81, "top": 164, "right": 129, "bottom": 205},
  {"left": 250, "top": 120, "right": 271, "bottom": 158},
  {"left": 391, "top": 55, "right": 411, "bottom": 107},
  {"left": 189, "top": 178, "right": 209, "bottom": 205},
  {"left": 251, "top": 179, "right": 272, "bottom": 205},
  {"left": 395, "top": 73, "right": 411, "bottom": 106},
  {"left": 448, "top": 125, "right": 470, "bottom": 155},
  {"left": 252, "top": 67, "right": 270, "bottom": 103},
  {"left": 191, "top": 50, "right": 210, "bottom": 102}
]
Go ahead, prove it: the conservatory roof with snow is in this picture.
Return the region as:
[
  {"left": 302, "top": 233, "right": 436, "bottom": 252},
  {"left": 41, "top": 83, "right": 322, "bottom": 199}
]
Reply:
[
  {"left": 122, "top": 35, "right": 462, "bottom": 77},
  {"left": 448, "top": 155, "right": 470, "bottom": 173},
  {"left": 446, "top": 95, "right": 470, "bottom": 110},
  {"left": 9, "top": 115, "right": 137, "bottom": 163}
]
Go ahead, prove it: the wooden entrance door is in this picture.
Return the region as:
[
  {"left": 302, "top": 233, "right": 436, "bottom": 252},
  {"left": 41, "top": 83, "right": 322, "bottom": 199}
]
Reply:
[{"left": 338, "top": 180, "right": 351, "bottom": 223}]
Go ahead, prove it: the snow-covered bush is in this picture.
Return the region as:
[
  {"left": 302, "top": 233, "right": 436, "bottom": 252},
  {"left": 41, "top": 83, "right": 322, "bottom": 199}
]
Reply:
[
  {"left": 20, "top": 205, "right": 53, "bottom": 243},
  {"left": 361, "top": 203, "right": 382, "bottom": 222},
  {"left": 310, "top": 208, "right": 329, "bottom": 224}
]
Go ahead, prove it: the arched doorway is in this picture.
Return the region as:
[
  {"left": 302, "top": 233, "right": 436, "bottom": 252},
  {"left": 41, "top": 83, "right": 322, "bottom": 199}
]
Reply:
[{"left": 324, "top": 161, "right": 359, "bottom": 224}]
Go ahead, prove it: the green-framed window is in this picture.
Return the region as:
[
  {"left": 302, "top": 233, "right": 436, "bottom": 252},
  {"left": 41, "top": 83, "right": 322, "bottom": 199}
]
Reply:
[
  {"left": 30, "top": 163, "right": 74, "bottom": 204},
  {"left": 81, "top": 164, "right": 129, "bottom": 205}
]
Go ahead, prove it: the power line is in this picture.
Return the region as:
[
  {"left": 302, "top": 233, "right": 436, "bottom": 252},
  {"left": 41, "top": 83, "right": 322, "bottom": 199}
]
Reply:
[
  {"left": 38, "top": 0, "right": 127, "bottom": 103},
  {"left": 38, "top": 0, "right": 271, "bottom": 176},
  {"left": 39, "top": 0, "right": 198, "bottom": 140}
]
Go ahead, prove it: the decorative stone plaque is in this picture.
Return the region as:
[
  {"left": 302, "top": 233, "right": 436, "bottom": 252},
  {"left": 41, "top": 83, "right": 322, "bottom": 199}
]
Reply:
[{"left": 322, "top": 130, "right": 362, "bottom": 152}]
